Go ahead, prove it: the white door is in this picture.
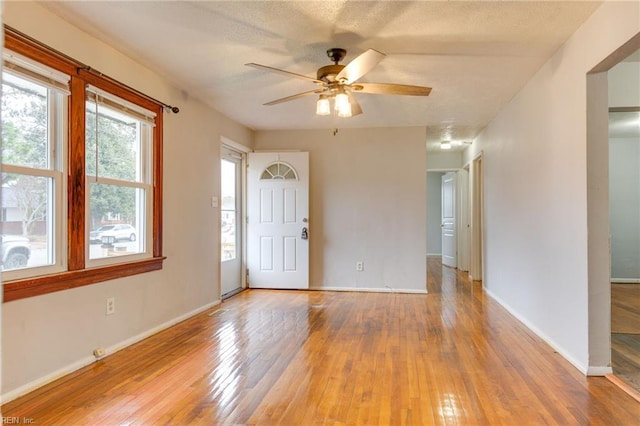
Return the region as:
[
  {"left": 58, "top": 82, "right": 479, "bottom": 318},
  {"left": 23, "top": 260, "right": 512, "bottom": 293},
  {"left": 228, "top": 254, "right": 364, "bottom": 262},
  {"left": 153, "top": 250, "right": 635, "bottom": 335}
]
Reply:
[
  {"left": 442, "top": 172, "right": 457, "bottom": 268},
  {"left": 220, "top": 147, "right": 244, "bottom": 297},
  {"left": 247, "top": 152, "right": 309, "bottom": 289}
]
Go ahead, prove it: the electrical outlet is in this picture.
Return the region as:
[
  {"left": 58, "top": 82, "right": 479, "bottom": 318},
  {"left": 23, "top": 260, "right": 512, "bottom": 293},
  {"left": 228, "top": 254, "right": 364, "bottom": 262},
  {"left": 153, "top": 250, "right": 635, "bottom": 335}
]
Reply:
[
  {"left": 356, "top": 261, "right": 364, "bottom": 272},
  {"left": 106, "top": 297, "right": 115, "bottom": 315},
  {"left": 93, "top": 348, "right": 106, "bottom": 358}
]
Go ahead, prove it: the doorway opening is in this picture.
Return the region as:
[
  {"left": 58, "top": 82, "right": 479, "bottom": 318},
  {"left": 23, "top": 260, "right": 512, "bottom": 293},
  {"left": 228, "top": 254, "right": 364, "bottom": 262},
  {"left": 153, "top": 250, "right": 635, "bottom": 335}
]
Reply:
[
  {"left": 426, "top": 168, "right": 472, "bottom": 274},
  {"left": 426, "top": 171, "right": 445, "bottom": 258},
  {"left": 609, "top": 107, "right": 640, "bottom": 393},
  {"left": 586, "top": 32, "right": 640, "bottom": 396}
]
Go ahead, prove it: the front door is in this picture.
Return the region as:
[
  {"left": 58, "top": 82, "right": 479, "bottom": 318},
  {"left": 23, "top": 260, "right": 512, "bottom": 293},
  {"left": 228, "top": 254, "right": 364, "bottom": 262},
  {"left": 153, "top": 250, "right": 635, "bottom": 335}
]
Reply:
[
  {"left": 247, "top": 152, "right": 309, "bottom": 289},
  {"left": 442, "top": 172, "right": 457, "bottom": 268},
  {"left": 220, "top": 146, "right": 245, "bottom": 297}
]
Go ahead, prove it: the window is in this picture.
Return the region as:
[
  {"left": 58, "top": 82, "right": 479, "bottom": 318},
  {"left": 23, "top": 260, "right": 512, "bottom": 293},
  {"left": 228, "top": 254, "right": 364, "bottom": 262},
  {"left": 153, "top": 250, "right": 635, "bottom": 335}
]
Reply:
[
  {"left": 260, "top": 162, "right": 297, "bottom": 180},
  {"left": 1, "top": 56, "right": 67, "bottom": 278},
  {"left": 2, "top": 27, "right": 164, "bottom": 302},
  {"left": 221, "top": 158, "right": 238, "bottom": 261},
  {"left": 85, "top": 88, "right": 153, "bottom": 263}
]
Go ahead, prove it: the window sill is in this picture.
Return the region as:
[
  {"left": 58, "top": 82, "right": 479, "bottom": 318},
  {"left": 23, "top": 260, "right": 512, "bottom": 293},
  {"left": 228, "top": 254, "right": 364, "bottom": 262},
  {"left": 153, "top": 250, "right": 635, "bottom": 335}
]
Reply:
[{"left": 2, "top": 257, "right": 165, "bottom": 303}]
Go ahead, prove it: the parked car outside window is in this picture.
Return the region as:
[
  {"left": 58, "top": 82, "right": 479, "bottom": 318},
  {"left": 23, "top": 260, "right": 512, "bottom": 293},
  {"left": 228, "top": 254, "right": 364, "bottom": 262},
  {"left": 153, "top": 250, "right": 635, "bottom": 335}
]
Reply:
[
  {"left": 1, "top": 234, "right": 31, "bottom": 270},
  {"left": 90, "top": 224, "right": 137, "bottom": 244}
]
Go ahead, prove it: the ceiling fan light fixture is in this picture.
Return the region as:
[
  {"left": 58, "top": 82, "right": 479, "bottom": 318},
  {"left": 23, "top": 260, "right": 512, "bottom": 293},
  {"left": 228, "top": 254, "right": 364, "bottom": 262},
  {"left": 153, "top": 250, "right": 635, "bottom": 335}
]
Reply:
[
  {"left": 247, "top": 47, "right": 431, "bottom": 120},
  {"left": 335, "top": 91, "right": 350, "bottom": 117},
  {"left": 338, "top": 101, "right": 352, "bottom": 118},
  {"left": 440, "top": 140, "right": 452, "bottom": 150},
  {"left": 316, "top": 95, "right": 331, "bottom": 116}
]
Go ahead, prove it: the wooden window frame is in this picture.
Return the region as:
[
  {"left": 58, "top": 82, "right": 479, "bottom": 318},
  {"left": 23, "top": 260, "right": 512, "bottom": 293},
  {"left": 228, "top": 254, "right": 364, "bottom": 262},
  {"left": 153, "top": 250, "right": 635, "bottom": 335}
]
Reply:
[{"left": 3, "top": 29, "right": 164, "bottom": 303}]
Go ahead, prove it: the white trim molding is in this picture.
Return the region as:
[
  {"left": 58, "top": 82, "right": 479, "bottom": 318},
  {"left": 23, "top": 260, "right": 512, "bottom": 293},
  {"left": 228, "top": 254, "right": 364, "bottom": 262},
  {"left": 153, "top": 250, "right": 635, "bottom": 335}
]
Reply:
[{"left": 587, "top": 366, "right": 613, "bottom": 376}]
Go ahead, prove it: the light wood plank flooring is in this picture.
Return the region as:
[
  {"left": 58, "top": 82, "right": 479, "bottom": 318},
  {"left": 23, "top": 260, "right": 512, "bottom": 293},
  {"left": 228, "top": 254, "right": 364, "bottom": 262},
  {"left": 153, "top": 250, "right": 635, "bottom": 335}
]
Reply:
[
  {"left": 612, "top": 282, "right": 640, "bottom": 394},
  {"left": 3, "top": 258, "right": 639, "bottom": 424}
]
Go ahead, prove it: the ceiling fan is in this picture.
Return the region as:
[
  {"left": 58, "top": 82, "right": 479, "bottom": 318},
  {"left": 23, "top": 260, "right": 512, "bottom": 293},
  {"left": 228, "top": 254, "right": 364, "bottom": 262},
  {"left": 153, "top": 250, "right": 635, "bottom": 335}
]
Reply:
[{"left": 246, "top": 48, "right": 432, "bottom": 118}]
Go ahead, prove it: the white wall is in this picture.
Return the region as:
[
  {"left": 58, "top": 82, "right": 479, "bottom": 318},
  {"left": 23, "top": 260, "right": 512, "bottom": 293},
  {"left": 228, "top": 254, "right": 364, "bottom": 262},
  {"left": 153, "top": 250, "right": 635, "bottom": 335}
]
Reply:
[
  {"left": 609, "top": 61, "right": 640, "bottom": 106},
  {"left": 427, "top": 151, "right": 462, "bottom": 170},
  {"left": 463, "top": 1, "right": 640, "bottom": 374},
  {"left": 254, "top": 127, "right": 427, "bottom": 293},
  {"left": 426, "top": 172, "right": 444, "bottom": 255},
  {"left": 2, "top": 2, "right": 253, "bottom": 401},
  {"left": 609, "top": 137, "right": 640, "bottom": 280}
]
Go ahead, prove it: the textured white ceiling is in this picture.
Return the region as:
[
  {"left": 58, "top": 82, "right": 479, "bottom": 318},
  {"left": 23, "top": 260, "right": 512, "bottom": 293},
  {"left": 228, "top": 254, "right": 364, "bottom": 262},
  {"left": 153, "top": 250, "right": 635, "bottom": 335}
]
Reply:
[{"left": 41, "top": 1, "right": 602, "bottom": 150}]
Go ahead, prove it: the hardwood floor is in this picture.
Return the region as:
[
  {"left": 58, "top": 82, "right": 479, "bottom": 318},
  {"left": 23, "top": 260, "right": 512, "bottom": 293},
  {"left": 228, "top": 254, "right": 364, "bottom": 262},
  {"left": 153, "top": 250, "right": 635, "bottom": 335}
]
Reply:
[
  {"left": 612, "top": 283, "right": 640, "bottom": 395},
  {"left": 611, "top": 283, "right": 640, "bottom": 334},
  {"left": 3, "top": 258, "right": 639, "bottom": 425}
]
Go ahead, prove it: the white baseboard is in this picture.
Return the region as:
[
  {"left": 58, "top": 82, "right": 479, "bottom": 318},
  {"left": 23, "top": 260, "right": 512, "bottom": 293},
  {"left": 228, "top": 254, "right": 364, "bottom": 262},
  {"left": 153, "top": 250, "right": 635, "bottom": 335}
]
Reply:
[
  {"left": 426, "top": 253, "right": 442, "bottom": 256},
  {"left": 483, "top": 288, "right": 589, "bottom": 375},
  {"left": 1, "top": 300, "right": 221, "bottom": 404},
  {"left": 1, "top": 355, "right": 97, "bottom": 406},
  {"left": 311, "top": 286, "right": 428, "bottom": 294},
  {"left": 611, "top": 278, "right": 640, "bottom": 283},
  {"left": 587, "top": 366, "right": 613, "bottom": 376}
]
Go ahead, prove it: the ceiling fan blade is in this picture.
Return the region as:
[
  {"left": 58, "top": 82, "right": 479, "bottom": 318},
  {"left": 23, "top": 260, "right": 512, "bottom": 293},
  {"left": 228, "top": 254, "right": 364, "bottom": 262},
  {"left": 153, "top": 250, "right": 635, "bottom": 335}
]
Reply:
[
  {"left": 356, "top": 82, "right": 432, "bottom": 96},
  {"left": 336, "top": 49, "right": 386, "bottom": 84},
  {"left": 263, "top": 89, "right": 325, "bottom": 106},
  {"left": 246, "top": 63, "right": 323, "bottom": 84},
  {"left": 346, "top": 91, "right": 363, "bottom": 116}
]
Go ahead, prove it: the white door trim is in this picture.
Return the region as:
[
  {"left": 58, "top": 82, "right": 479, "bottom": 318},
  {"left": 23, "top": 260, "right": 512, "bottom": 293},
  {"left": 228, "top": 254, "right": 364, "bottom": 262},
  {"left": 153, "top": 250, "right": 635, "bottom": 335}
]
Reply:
[
  {"left": 469, "top": 152, "right": 484, "bottom": 282},
  {"left": 457, "top": 168, "right": 470, "bottom": 272},
  {"left": 221, "top": 136, "right": 251, "bottom": 153}
]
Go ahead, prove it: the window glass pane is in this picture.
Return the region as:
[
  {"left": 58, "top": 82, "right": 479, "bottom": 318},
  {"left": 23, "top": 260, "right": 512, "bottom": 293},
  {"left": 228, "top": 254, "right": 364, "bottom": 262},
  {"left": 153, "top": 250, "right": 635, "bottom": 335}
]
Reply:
[
  {"left": 260, "top": 162, "right": 297, "bottom": 180},
  {"left": 1, "top": 73, "right": 49, "bottom": 169},
  {"left": 221, "top": 211, "right": 236, "bottom": 261},
  {"left": 221, "top": 159, "right": 237, "bottom": 261},
  {"left": 1, "top": 173, "right": 54, "bottom": 270},
  {"left": 221, "top": 160, "right": 236, "bottom": 209},
  {"left": 86, "top": 102, "right": 141, "bottom": 182},
  {"left": 89, "top": 183, "right": 144, "bottom": 260}
]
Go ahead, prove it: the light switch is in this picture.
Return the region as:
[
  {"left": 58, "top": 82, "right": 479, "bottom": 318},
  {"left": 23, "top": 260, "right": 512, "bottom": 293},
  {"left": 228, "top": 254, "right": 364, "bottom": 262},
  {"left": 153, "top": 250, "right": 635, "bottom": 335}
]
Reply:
[{"left": 211, "top": 196, "right": 218, "bottom": 208}]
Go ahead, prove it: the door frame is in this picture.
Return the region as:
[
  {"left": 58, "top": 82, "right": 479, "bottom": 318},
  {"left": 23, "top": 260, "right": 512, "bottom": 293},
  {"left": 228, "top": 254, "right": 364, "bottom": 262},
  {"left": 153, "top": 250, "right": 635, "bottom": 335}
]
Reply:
[
  {"left": 586, "top": 32, "right": 640, "bottom": 376},
  {"left": 469, "top": 153, "right": 484, "bottom": 282},
  {"left": 219, "top": 136, "right": 250, "bottom": 298}
]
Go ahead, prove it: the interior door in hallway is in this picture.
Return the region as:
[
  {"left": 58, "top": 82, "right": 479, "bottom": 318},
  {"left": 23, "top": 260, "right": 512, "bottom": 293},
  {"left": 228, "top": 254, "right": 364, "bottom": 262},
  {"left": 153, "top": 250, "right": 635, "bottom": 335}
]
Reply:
[
  {"left": 442, "top": 172, "right": 457, "bottom": 268},
  {"left": 247, "top": 152, "right": 309, "bottom": 289}
]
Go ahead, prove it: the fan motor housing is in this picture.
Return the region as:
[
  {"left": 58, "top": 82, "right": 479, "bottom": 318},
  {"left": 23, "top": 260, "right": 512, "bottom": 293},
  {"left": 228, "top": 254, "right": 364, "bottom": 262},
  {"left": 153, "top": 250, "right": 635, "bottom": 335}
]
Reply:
[
  {"left": 327, "top": 48, "right": 347, "bottom": 63},
  {"left": 317, "top": 64, "right": 345, "bottom": 83}
]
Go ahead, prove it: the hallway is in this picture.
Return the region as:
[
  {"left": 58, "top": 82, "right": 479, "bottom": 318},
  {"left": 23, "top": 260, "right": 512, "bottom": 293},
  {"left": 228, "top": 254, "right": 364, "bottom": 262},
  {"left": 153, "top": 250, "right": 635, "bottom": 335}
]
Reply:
[{"left": 3, "top": 258, "right": 639, "bottom": 424}]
